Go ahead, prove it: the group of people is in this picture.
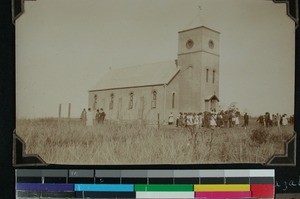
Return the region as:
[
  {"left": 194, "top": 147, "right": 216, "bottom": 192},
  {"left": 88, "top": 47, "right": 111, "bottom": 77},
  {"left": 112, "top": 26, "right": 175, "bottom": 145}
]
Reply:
[
  {"left": 168, "top": 109, "right": 293, "bottom": 130},
  {"left": 256, "top": 112, "right": 293, "bottom": 128},
  {"left": 168, "top": 109, "right": 246, "bottom": 130},
  {"left": 80, "top": 108, "right": 106, "bottom": 126}
]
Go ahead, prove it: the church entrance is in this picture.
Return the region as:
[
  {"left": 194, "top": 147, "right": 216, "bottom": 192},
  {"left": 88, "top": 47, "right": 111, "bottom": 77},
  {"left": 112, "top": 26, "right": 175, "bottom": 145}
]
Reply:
[{"left": 205, "top": 95, "right": 219, "bottom": 112}]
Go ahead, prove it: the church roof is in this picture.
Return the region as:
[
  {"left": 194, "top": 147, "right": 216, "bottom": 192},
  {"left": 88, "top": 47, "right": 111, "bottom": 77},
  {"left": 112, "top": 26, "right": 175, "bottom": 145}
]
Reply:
[
  {"left": 205, "top": 94, "right": 219, "bottom": 102},
  {"left": 90, "top": 60, "right": 179, "bottom": 91}
]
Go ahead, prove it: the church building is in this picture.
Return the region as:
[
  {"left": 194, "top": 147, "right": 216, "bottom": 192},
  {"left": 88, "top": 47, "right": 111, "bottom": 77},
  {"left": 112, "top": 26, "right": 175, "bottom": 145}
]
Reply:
[{"left": 89, "top": 26, "right": 220, "bottom": 123}]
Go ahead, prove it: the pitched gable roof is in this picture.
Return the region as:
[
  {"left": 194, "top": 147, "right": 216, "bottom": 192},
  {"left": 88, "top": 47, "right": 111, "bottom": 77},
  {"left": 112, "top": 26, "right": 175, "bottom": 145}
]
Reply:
[{"left": 90, "top": 60, "right": 179, "bottom": 91}]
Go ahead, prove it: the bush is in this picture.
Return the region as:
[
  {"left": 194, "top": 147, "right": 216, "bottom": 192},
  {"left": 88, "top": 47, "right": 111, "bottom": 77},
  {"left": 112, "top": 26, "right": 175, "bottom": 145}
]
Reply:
[{"left": 250, "top": 128, "right": 269, "bottom": 145}]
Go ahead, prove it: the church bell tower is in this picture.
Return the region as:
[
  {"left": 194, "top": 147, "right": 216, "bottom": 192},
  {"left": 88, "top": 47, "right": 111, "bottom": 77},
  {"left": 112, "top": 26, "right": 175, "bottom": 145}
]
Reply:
[{"left": 177, "top": 26, "right": 220, "bottom": 112}]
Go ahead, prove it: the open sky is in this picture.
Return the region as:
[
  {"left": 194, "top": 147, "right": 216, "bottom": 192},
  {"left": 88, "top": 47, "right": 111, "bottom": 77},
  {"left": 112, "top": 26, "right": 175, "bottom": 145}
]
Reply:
[{"left": 16, "top": 0, "right": 295, "bottom": 118}]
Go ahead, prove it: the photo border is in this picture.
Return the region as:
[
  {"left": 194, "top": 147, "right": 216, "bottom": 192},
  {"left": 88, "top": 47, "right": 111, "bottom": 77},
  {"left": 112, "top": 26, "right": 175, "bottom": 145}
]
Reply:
[{"left": 4, "top": 0, "right": 300, "bottom": 197}]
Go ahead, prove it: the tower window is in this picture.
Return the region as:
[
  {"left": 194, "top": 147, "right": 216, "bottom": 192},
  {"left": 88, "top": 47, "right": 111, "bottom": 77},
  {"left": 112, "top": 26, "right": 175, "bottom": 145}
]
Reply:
[
  {"left": 206, "top": 69, "right": 209, "bottom": 83},
  {"left": 109, "top": 93, "right": 114, "bottom": 110},
  {"left": 151, "top": 90, "right": 157, "bottom": 109},
  {"left": 129, "top": 92, "right": 134, "bottom": 109},
  {"left": 172, "top": 92, "right": 175, "bottom": 109},
  {"left": 213, "top": 70, "right": 215, "bottom": 83},
  {"left": 93, "top": 94, "right": 97, "bottom": 110}
]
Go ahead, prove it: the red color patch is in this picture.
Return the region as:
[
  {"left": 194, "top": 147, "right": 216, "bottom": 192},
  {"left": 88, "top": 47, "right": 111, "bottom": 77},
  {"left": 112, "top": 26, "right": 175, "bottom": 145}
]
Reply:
[{"left": 251, "top": 184, "right": 274, "bottom": 198}]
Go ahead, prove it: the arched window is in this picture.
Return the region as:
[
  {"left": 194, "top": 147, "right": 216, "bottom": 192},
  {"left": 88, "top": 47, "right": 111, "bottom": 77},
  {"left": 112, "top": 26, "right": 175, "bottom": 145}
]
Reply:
[
  {"left": 172, "top": 92, "right": 175, "bottom": 109},
  {"left": 206, "top": 69, "right": 209, "bottom": 83},
  {"left": 151, "top": 90, "right": 157, "bottom": 109},
  {"left": 93, "top": 94, "right": 97, "bottom": 110},
  {"left": 129, "top": 92, "right": 134, "bottom": 109},
  {"left": 109, "top": 93, "right": 114, "bottom": 110}
]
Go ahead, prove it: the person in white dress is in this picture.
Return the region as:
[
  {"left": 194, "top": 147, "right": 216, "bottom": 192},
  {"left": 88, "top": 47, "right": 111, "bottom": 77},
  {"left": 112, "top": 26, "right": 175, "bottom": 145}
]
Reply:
[
  {"left": 282, "top": 114, "right": 288, "bottom": 126},
  {"left": 210, "top": 113, "right": 217, "bottom": 128},
  {"left": 168, "top": 112, "right": 174, "bottom": 125},
  {"left": 235, "top": 113, "right": 240, "bottom": 127}
]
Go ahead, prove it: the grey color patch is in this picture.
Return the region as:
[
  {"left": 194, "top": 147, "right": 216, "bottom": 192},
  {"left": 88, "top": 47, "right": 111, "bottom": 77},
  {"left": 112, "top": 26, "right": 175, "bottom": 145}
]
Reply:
[
  {"left": 224, "top": 170, "right": 250, "bottom": 177},
  {"left": 173, "top": 170, "right": 200, "bottom": 177},
  {"left": 41, "top": 170, "right": 68, "bottom": 177},
  {"left": 147, "top": 170, "right": 174, "bottom": 177},
  {"left": 199, "top": 170, "right": 225, "bottom": 177},
  {"left": 95, "top": 170, "right": 121, "bottom": 177},
  {"left": 16, "top": 169, "right": 42, "bottom": 177},
  {"left": 121, "top": 170, "right": 148, "bottom": 177},
  {"left": 69, "top": 170, "right": 94, "bottom": 178}
]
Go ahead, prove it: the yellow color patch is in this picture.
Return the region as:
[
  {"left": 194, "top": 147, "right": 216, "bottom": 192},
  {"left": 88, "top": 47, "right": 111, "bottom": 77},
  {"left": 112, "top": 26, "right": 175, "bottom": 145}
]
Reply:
[{"left": 194, "top": 184, "right": 250, "bottom": 192}]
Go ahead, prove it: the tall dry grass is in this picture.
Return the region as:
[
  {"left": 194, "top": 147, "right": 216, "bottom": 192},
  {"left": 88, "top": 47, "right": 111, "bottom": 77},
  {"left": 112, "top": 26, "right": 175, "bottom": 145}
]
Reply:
[{"left": 16, "top": 118, "right": 294, "bottom": 164}]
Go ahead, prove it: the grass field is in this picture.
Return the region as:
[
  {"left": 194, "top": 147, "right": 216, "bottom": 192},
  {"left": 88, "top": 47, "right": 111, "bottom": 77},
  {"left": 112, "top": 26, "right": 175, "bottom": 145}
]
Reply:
[{"left": 16, "top": 118, "right": 294, "bottom": 164}]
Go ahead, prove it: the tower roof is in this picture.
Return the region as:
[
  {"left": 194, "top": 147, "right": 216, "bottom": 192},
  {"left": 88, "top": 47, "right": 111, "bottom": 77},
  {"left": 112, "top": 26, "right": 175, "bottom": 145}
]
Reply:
[
  {"left": 178, "top": 26, "right": 220, "bottom": 34},
  {"left": 89, "top": 60, "right": 179, "bottom": 91}
]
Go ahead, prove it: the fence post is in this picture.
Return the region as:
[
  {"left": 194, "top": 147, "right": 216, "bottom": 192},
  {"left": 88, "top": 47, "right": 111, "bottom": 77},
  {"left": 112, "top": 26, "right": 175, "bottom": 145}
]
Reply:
[
  {"left": 68, "top": 103, "right": 71, "bottom": 127},
  {"left": 58, "top": 104, "right": 61, "bottom": 122},
  {"left": 58, "top": 104, "right": 62, "bottom": 130}
]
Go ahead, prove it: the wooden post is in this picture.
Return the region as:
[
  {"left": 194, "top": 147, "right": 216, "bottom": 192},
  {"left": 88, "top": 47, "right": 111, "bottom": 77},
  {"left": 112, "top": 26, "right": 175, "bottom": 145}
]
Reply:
[
  {"left": 68, "top": 103, "right": 71, "bottom": 119},
  {"left": 158, "top": 113, "right": 160, "bottom": 129},
  {"left": 68, "top": 103, "right": 71, "bottom": 127},
  {"left": 58, "top": 104, "right": 61, "bottom": 121},
  {"left": 58, "top": 104, "right": 62, "bottom": 129}
]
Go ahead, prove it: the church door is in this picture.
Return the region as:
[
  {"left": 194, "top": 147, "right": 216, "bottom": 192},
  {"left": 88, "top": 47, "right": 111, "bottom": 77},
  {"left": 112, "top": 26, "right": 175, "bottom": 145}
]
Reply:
[{"left": 211, "top": 99, "right": 217, "bottom": 111}]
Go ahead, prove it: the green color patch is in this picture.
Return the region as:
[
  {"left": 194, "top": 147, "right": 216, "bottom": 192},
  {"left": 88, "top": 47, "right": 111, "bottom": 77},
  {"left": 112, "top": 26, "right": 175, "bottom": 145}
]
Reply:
[{"left": 135, "top": 184, "right": 194, "bottom": 192}]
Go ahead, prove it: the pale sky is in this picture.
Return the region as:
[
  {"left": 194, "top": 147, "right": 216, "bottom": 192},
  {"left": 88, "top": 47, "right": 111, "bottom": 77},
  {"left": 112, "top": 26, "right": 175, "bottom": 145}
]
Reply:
[{"left": 16, "top": 0, "right": 295, "bottom": 118}]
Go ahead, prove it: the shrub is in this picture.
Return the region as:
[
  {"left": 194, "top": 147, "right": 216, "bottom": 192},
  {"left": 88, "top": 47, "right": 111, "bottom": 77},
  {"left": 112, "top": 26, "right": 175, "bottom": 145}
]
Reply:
[{"left": 250, "top": 128, "right": 269, "bottom": 145}]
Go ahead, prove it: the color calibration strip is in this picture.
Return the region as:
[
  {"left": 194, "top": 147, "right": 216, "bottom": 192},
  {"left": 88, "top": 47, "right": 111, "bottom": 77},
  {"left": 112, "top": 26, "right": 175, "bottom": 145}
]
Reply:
[{"left": 16, "top": 169, "right": 275, "bottom": 198}]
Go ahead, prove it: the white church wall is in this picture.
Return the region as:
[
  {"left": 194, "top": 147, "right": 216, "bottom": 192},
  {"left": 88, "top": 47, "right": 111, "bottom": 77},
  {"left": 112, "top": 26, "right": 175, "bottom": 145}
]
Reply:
[
  {"left": 88, "top": 85, "right": 166, "bottom": 123},
  {"left": 177, "top": 53, "right": 204, "bottom": 113},
  {"left": 200, "top": 52, "right": 220, "bottom": 110},
  {"left": 165, "top": 73, "right": 180, "bottom": 121}
]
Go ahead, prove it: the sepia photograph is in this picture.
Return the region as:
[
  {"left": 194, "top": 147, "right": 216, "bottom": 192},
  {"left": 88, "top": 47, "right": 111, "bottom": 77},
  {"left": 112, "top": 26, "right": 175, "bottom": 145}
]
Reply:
[{"left": 16, "top": 0, "right": 295, "bottom": 164}]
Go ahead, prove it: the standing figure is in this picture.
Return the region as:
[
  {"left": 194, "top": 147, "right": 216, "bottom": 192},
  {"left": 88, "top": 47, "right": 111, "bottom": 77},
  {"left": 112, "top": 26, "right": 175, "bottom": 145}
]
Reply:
[
  {"left": 86, "top": 108, "right": 93, "bottom": 126},
  {"left": 243, "top": 112, "right": 249, "bottom": 127},
  {"left": 216, "top": 113, "right": 223, "bottom": 127},
  {"left": 272, "top": 114, "right": 277, "bottom": 127},
  {"left": 257, "top": 115, "right": 264, "bottom": 127},
  {"left": 183, "top": 113, "right": 188, "bottom": 127},
  {"left": 194, "top": 113, "right": 200, "bottom": 131},
  {"left": 265, "top": 112, "right": 271, "bottom": 128},
  {"left": 276, "top": 113, "right": 281, "bottom": 127},
  {"left": 168, "top": 112, "right": 174, "bottom": 125},
  {"left": 290, "top": 115, "right": 294, "bottom": 124},
  {"left": 282, "top": 114, "right": 288, "bottom": 126},
  {"left": 176, "top": 113, "right": 180, "bottom": 127},
  {"left": 99, "top": 108, "right": 106, "bottom": 123},
  {"left": 223, "top": 111, "right": 229, "bottom": 128},
  {"left": 80, "top": 108, "right": 87, "bottom": 125},
  {"left": 178, "top": 112, "right": 184, "bottom": 127},
  {"left": 199, "top": 113, "right": 203, "bottom": 128},
  {"left": 210, "top": 113, "right": 217, "bottom": 128},
  {"left": 187, "top": 113, "right": 195, "bottom": 138},
  {"left": 235, "top": 113, "right": 240, "bottom": 127},
  {"left": 228, "top": 112, "right": 233, "bottom": 128},
  {"left": 204, "top": 112, "right": 210, "bottom": 128},
  {"left": 269, "top": 113, "right": 273, "bottom": 126},
  {"left": 95, "top": 109, "right": 101, "bottom": 124}
]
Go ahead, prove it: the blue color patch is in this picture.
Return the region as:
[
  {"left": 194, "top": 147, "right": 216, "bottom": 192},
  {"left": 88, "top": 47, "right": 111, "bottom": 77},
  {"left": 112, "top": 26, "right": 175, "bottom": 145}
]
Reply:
[{"left": 74, "top": 184, "right": 134, "bottom": 192}]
